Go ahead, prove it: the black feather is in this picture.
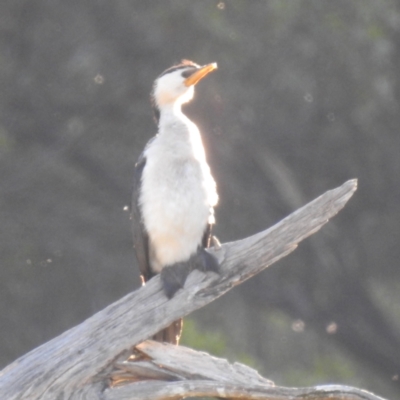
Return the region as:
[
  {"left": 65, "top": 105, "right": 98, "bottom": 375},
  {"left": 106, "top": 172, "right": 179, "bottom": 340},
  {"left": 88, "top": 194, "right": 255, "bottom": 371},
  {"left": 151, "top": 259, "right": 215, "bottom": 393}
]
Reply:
[{"left": 131, "top": 153, "right": 152, "bottom": 282}]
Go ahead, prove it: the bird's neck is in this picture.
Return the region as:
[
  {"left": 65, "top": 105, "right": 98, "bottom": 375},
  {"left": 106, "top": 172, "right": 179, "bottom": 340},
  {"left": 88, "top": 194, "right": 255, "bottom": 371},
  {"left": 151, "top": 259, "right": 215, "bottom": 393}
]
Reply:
[
  {"left": 156, "top": 102, "right": 206, "bottom": 162},
  {"left": 158, "top": 102, "right": 196, "bottom": 138}
]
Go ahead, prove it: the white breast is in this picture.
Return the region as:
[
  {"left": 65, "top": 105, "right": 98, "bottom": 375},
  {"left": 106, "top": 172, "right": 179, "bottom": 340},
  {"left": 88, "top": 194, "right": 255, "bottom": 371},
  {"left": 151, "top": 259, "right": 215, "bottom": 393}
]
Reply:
[{"left": 139, "top": 116, "right": 218, "bottom": 273}]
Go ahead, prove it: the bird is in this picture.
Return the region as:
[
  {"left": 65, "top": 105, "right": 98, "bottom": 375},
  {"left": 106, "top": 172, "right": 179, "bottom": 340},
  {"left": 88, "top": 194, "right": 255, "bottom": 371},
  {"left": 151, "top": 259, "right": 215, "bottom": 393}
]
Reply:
[{"left": 131, "top": 60, "right": 219, "bottom": 344}]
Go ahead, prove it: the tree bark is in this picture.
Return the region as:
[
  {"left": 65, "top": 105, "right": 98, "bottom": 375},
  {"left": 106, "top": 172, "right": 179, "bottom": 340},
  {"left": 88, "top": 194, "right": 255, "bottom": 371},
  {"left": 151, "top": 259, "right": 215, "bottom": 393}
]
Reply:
[
  {"left": 105, "top": 341, "right": 386, "bottom": 400},
  {"left": 0, "top": 180, "right": 370, "bottom": 400}
]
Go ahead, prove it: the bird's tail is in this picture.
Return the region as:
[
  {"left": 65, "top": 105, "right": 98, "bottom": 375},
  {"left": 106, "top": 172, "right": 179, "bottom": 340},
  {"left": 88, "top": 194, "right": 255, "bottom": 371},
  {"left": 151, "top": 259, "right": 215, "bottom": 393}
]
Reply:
[{"left": 152, "top": 318, "right": 183, "bottom": 345}]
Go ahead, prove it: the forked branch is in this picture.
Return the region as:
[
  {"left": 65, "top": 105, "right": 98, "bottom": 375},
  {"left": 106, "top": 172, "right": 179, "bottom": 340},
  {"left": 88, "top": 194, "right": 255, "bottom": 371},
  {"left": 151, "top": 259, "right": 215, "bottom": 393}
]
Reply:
[{"left": 0, "top": 180, "right": 365, "bottom": 400}]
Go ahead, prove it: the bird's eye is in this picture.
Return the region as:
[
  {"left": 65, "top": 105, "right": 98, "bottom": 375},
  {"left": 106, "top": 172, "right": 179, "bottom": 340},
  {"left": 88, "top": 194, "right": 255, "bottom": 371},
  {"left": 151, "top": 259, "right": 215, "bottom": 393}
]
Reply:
[{"left": 181, "top": 69, "right": 196, "bottom": 78}]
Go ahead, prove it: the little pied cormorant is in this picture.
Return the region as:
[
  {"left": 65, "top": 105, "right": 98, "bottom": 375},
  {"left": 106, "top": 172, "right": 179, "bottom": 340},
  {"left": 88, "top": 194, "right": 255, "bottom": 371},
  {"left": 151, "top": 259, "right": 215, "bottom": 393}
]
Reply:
[{"left": 131, "top": 60, "right": 219, "bottom": 344}]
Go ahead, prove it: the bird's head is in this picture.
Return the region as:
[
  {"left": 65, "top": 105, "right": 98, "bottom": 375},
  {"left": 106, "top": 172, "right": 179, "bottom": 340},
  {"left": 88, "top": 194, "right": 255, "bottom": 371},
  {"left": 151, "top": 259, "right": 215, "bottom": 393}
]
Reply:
[{"left": 151, "top": 60, "right": 217, "bottom": 122}]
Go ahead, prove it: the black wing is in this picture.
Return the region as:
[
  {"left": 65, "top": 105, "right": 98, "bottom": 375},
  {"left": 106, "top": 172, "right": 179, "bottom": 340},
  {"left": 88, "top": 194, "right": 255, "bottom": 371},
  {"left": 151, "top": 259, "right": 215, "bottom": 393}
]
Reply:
[{"left": 131, "top": 154, "right": 152, "bottom": 283}]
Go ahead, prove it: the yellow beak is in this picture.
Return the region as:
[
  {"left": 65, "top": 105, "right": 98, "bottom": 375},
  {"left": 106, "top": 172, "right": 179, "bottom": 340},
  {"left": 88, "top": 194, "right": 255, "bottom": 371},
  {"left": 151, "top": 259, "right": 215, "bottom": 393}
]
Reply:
[{"left": 184, "top": 63, "right": 218, "bottom": 87}]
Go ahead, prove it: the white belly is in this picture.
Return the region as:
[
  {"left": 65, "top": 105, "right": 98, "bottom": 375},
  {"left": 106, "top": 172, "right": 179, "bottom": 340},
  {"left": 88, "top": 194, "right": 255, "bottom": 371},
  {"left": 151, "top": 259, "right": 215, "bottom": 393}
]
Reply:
[{"left": 140, "top": 137, "right": 217, "bottom": 272}]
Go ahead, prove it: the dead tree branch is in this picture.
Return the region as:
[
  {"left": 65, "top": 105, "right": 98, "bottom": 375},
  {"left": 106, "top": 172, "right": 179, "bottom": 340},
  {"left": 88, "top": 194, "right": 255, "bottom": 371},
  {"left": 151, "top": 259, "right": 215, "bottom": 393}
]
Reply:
[
  {"left": 0, "top": 180, "right": 367, "bottom": 400},
  {"left": 106, "top": 340, "right": 386, "bottom": 400}
]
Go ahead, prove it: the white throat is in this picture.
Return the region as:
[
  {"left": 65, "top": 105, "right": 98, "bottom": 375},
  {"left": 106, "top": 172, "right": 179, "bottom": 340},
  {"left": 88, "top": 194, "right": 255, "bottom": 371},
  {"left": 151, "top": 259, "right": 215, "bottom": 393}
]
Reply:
[{"left": 153, "top": 75, "right": 195, "bottom": 109}]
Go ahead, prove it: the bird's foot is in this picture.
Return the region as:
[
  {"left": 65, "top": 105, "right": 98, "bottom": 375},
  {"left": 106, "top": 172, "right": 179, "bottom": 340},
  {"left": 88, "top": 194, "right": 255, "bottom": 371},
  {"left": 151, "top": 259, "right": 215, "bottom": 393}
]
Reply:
[
  {"left": 160, "top": 263, "right": 191, "bottom": 299},
  {"left": 196, "top": 247, "right": 220, "bottom": 274},
  {"left": 160, "top": 249, "right": 220, "bottom": 298}
]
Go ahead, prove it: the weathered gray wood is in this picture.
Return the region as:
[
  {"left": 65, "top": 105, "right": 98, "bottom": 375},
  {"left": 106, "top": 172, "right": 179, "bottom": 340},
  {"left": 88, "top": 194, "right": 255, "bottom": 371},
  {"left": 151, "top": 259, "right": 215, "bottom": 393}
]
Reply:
[
  {"left": 0, "top": 180, "right": 359, "bottom": 399},
  {"left": 104, "top": 340, "right": 386, "bottom": 400},
  {"left": 112, "top": 340, "right": 274, "bottom": 387},
  {"left": 105, "top": 381, "right": 387, "bottom": 400},
  {"left": 106, "top": 381, "right": 387, "bottom": 400}
]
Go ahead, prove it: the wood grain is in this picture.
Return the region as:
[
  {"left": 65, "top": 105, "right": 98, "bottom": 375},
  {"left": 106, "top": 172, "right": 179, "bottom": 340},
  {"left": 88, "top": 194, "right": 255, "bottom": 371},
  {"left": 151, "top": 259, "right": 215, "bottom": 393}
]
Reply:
[{"left": 0, "top": 180, "right": 361, "bottom": 399}]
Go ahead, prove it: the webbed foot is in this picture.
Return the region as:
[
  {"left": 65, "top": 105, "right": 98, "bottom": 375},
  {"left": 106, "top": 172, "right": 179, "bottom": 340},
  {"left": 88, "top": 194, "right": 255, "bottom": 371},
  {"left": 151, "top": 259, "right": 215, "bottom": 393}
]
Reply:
[
  {"left": 160, "top": 262, "right": 190, "bottom": 299},
  {"left": 160, "top": 248, "right": 220, "bottom": 298},
  {"left": 197, "top": 247, "right": 220, "bottom": 274}
]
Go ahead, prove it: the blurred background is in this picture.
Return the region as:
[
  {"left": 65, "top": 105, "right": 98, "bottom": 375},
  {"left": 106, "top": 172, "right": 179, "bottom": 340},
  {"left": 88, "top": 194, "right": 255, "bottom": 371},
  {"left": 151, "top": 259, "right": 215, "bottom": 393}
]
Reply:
[{"left": 1, "top": 1, "right": 400, "bottom": 398}]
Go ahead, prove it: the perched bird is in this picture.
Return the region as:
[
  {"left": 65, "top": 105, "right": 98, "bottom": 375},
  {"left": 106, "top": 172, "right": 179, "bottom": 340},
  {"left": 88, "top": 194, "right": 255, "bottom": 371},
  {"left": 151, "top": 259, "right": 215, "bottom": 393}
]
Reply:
[{"left": 131, "top": 60, "right": 219, "bottom": 344}]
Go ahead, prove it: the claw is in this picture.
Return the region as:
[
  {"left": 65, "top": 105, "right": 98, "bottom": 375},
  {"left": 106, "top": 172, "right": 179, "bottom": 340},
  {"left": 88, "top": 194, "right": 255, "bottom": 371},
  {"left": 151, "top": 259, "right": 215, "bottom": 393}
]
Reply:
[{"left": 211, "top": 235, "right": 222, "bottom": 250}]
